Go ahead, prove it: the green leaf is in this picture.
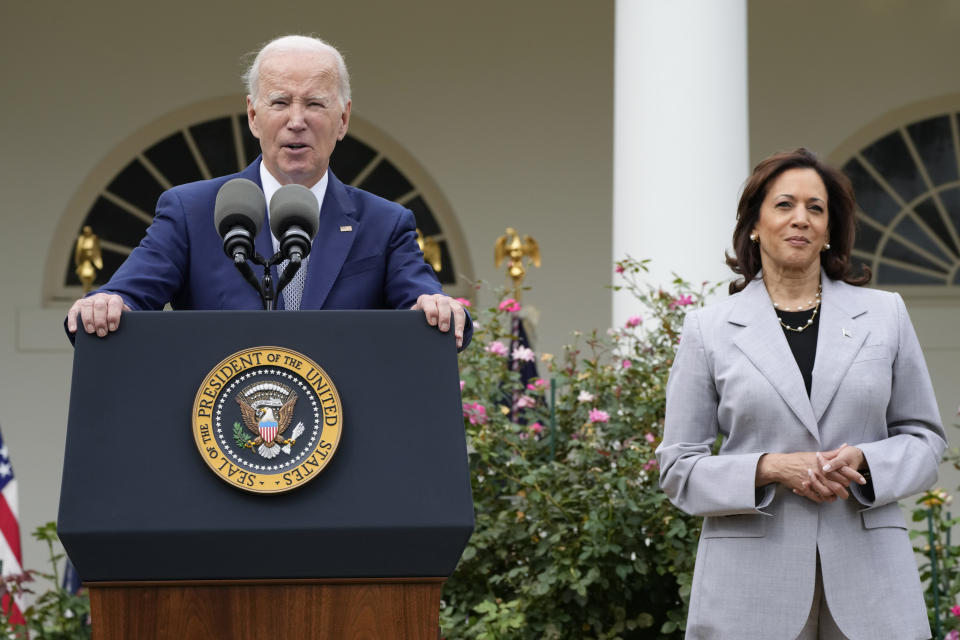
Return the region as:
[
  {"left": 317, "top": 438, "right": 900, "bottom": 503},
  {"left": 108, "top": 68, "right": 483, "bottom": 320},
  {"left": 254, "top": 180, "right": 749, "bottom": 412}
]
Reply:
[
  {"left": 233, "top": 422, "right": 251, "bottom": 448},
  {"left": 474, "top": 600, "right": 498, "bottom": 614},
  {"left": 32, "top": 522, "right": 60, "bottom": 543}
]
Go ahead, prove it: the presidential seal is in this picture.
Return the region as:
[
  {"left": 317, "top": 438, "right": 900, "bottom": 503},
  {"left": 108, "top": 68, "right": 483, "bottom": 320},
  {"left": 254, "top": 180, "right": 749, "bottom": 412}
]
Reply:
[{"left": 192, "top": 346, "right": 342, "bottom": 494}]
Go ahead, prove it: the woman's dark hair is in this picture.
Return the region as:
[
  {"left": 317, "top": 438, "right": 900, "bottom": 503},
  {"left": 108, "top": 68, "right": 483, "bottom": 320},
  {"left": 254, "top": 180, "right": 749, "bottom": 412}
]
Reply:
[{"left": 725, "top": 147, "right": 871, "bottom": 294}]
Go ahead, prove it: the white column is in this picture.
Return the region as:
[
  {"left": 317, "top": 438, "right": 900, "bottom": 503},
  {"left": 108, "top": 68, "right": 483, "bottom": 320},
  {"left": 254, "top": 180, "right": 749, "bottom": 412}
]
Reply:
[{"left": 613, "top": 0, "right": 749, "bottom": 325}]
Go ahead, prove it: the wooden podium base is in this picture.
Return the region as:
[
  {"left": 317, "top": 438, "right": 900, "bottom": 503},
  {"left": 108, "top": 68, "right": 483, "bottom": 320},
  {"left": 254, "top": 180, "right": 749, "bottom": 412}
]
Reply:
[{"left": 87, "top": 578, "right": 444, "bottom": 640}]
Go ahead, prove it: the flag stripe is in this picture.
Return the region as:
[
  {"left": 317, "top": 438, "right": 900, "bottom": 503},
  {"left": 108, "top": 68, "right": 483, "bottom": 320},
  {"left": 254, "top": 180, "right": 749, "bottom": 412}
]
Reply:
[
  {"left": 0, "top": 427, "right": 24, "bottom": 625},
  {"left": 0, "top": 487, "right": 22, "bottom": 564},
  {"left": 2, "top": 593, "right": 24, "bottom": 625},
  {"left": 1, "top": 482, "right": 16, "bottom": 519}
]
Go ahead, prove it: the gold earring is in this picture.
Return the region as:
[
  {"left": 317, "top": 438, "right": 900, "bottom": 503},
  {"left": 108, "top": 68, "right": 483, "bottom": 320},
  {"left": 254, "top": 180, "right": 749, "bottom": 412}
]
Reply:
[{"left": 749, "top": 232, "right": 759, "bottom": 243}]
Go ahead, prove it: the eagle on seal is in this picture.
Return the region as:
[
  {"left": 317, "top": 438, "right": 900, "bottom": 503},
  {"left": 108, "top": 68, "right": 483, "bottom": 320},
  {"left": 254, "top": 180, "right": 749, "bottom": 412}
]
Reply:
[{"left": 237, "top": 384, "right": 298, "bottom": 459}]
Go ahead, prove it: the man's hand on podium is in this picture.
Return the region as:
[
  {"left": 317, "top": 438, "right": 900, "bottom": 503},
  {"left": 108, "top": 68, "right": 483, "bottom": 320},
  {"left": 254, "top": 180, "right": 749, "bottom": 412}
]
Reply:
[
  {"left": 66, "top": 291, "right": 466, "bottom": 347},
  {"left": 411, "top": 293, "right": 466, "bottom": 349},
  {"left": 67, "top": 293, "right": 129, "bottom": 337}
]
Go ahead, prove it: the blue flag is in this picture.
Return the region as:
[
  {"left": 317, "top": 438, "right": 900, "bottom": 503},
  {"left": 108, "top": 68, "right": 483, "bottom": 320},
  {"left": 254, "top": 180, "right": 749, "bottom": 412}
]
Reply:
[{"left": 62, "top": 557, "right": 82, "bottom": 595}]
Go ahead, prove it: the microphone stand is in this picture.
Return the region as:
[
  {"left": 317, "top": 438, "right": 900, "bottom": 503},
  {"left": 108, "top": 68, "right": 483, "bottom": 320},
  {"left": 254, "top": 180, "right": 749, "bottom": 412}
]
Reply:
[
  {"left": 235, "top": 251, "right": 304, "bottom": 311},
  {"left": 233, "top": 254, "right": 263, "bottom": 303}
]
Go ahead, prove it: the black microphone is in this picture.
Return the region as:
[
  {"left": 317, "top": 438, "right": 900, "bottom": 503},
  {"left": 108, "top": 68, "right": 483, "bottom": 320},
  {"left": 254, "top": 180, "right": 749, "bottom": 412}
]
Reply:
[
  {"left": 269, "top": 184, "right": 320, "bottom": 263},
  {"left": 214, "top": 178, "right": 265, "bottom": 263}
]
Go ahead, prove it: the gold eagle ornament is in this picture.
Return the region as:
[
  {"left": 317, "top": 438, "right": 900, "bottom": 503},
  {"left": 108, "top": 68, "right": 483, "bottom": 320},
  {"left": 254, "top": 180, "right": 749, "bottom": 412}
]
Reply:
[
  {"left": 494, "top": 227, "right": 541, "bottom": 300},
  {"left": 416, "top": 228, "right": 442, "bottom": 273},
  {"left": 74, "top": 225, "right": 103, "bottom": 294},
  {"left": 236, "top": 382, "right": 301, "bottom": 459}
]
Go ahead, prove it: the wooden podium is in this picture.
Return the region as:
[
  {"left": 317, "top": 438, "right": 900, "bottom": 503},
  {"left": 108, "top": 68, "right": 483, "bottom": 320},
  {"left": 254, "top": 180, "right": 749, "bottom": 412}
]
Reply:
[
  {"left": 59, "top": 311, "right": 474, "bottom": 639},
  {"left": 87, "top": 579, "right": 443, "bottom": 639}
]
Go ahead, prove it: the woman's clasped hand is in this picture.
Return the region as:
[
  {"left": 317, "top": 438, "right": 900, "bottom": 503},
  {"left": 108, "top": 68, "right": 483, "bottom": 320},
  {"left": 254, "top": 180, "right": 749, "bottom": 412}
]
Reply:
[{"left": 756, "top": 443, "right": 867, "bottom": 503}]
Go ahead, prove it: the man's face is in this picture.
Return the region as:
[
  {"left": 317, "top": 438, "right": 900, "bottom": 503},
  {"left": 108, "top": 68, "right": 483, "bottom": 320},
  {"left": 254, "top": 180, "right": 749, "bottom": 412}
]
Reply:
[{"left": 247, "top": 49, "right": 351, "bottom": 187}]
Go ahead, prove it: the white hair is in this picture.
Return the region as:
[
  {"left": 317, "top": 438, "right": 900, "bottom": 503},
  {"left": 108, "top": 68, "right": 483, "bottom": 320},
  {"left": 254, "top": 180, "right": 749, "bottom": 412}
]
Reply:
[{"left": 242, "top": 35, "right": 351, "bottom": 108}]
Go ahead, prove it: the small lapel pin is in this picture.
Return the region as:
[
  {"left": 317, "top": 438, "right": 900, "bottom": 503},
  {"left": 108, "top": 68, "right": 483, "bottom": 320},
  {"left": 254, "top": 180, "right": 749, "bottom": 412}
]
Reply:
[
  {"left": 842, "top": 328, "right": 852, "bottom": 338},
  {"left": 340, "top": 225, "right": 353, "bottom": 232}
]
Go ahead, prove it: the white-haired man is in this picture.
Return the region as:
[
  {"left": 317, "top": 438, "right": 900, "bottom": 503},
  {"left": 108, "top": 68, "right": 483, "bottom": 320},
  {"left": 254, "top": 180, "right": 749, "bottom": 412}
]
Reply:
[{"left": 67, "top": 35, "right": 470, "bottom": 349}]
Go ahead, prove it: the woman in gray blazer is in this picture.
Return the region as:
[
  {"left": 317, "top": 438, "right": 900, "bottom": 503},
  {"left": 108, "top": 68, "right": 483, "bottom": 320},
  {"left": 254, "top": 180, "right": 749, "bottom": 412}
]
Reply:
[{"left": 656, "top": 148, "right": 945, "bottom": 640}]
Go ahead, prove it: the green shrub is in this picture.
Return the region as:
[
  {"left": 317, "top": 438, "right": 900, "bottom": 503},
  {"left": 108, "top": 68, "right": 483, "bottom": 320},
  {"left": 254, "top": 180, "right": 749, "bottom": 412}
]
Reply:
[{"left": 442, "top": 258, "right": 712, "bottom": 639}]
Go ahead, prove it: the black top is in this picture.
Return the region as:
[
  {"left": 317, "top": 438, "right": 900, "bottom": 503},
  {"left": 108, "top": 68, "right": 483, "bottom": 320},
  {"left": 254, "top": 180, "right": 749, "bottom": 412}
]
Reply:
[{"left": 776, "top": 308, "right": 820, "bottom": 396}]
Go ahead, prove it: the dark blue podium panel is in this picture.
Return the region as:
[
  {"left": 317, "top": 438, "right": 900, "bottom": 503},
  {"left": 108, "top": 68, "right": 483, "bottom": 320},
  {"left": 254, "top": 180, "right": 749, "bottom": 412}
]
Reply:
[{"left": 58, "top": 311, "right": 474, "bottom": 582}]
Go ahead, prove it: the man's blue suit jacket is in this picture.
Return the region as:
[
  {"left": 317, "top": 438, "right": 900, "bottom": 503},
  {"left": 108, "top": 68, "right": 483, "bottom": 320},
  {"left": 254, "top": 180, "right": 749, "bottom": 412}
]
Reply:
[{"left": 96, "top": 158, "right": 471, "bottom": 347}]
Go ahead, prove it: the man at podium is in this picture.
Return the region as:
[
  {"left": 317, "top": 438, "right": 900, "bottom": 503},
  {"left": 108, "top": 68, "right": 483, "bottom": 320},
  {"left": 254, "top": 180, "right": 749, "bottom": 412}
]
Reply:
[{"left": 66, "top": 34, "right": 470, "bottom": 351}]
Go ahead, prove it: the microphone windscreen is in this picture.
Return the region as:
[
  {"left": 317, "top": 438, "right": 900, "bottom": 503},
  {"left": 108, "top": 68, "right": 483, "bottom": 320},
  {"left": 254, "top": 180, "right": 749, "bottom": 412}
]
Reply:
[
  {"left": 214, "top": 179, "right": 265, "bottom": 238},
  {"left": 270, "top": 184, "right": 320, "bottom": 239}
]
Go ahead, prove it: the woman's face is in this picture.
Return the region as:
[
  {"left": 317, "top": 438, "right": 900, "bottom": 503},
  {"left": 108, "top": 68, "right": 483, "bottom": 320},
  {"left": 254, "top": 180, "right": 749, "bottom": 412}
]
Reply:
[{"left": 753, "top": 168, "right": 829, "bottom": 277}]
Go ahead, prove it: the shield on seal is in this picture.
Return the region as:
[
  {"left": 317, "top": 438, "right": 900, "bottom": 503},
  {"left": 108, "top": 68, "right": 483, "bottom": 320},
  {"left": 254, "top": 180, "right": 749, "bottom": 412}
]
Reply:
[{"left": 259, "top": 420, "right": 278, "bottom": 443}]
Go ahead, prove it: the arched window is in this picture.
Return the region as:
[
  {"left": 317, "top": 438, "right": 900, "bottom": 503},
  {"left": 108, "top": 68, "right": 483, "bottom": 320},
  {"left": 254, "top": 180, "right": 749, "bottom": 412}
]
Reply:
[
  {"left": 833, "top": 98, "right": 960, "bottom": 287},
  {"left": 45, "top": 96, "right": 473, "bottom": 304}
]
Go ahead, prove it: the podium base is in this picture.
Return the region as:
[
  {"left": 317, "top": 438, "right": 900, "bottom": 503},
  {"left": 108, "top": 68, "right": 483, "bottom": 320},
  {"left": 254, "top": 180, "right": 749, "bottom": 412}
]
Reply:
[{"left": 87, "top": 578, "right": 444, "bottom": 640}]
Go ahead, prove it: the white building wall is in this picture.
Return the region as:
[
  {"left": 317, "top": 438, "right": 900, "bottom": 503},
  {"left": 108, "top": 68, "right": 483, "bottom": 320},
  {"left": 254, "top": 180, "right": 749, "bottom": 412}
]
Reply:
[{"left": 749, "top": 1, "right": 960, "bottom": 163}]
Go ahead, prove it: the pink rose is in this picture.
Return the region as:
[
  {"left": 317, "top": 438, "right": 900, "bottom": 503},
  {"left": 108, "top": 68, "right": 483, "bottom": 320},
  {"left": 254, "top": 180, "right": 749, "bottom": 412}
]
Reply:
[
  {"left": 498, "top": 298, "right": 521, "bottom": 313},
  {"left": 455, "top": 297, "right": 472, "bottom": 307},
  {"left": 643, "top": 459, "right": 658, "bottom": 471},
  {"left": 526, "top": 378, "right": 548, "bottom": 391},
  {"left": 644, "top": 432, "right": 655, "bottom": 444},
  {"left": 462, "top": 402, "right": 488, "bottom": 425},
  {"left": 622, "top": 359, "right": 632, "bottom": 369},
  {"left": 515, "top": 395, "right": 536, "bottom": 409},
  {"left": 588, "top": 408, "right": 610, "bottom": 423},
  {"left": 669, "top": 294, "right": 694, "bottom": 310},
  {"left": 625, "top": 315, "right": 642, "bottom": 328},
  {"left": 486, "top": 341, "right": 508, "bottom": 356},
  {"left": 530, "top": 422, "right": 544, "bottom": 435},
  {"left": 615, "top": 264, "right": 625, "bottom": 274},
  {"left": 512, "top": 346, "right": 535, "bottom": 362},
  {"left": 459, "top": 380, "right": 466, "bottom": 391}
]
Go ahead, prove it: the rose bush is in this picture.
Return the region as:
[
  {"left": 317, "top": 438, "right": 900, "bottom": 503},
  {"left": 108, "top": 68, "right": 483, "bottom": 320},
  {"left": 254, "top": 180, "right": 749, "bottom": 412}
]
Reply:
[{"left": 441, "top": 257, "right": 714, "bottom": 639}]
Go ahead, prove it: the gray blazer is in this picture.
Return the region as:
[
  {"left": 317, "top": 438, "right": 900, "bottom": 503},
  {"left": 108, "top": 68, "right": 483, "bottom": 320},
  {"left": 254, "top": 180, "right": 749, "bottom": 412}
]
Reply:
[{"left": 656, "top": 275, "right": 944, "bottom": 640}]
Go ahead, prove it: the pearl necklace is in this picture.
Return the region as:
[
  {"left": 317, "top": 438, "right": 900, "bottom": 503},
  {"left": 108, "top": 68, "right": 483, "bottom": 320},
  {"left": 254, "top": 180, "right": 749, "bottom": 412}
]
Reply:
[{"left": 772, "top": 284, "right": 822, "bottom": 333}]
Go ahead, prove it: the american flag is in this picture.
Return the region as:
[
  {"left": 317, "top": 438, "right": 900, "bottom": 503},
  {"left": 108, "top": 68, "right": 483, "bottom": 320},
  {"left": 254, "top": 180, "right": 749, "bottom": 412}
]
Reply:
[{"left": 0, "top": 428, "right": 24, "bottom": 625}]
